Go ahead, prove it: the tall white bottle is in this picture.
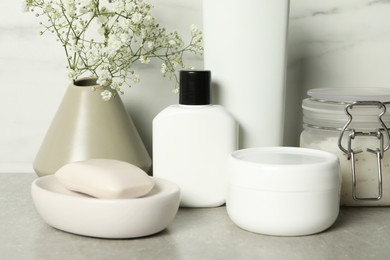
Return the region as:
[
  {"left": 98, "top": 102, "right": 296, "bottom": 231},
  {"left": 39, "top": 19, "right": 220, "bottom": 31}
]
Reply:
[
  {"left": 203, "top": 0, "right": 290, "bottom": 148},
  {"left": 153, "top": 70, "right": 238, "bottom": 207}
]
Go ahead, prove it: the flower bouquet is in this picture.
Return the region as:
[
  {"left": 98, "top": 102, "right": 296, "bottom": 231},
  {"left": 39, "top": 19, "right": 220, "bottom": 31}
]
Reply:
[{"left": 24, "top": 0, "right": 203, "bottom": 100}]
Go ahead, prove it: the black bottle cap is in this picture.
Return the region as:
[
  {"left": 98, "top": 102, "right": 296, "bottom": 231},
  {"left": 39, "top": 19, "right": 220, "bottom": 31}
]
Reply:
[{"left": 179, "top": 70, "right": 211, "bottom": 105}]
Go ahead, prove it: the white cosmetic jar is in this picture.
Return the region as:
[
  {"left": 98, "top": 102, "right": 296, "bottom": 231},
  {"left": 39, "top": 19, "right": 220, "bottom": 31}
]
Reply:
[{"left": 226, "top": 147, "right": 341, "bottom": 236}]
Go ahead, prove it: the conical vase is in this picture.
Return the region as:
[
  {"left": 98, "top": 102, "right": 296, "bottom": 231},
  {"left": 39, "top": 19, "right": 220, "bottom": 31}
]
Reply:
[{"left": 33, "top": 78, "right": 152, "bottom": 176}]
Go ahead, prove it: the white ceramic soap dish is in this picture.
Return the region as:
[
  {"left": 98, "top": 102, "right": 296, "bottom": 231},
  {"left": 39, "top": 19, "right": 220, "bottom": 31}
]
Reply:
[{"left": 31, "top": 175, "right": 180, "bottom": 239}]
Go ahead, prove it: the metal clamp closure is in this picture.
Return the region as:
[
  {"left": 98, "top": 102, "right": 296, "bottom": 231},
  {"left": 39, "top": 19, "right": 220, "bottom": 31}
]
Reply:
[{"left": 337, "top": 101, "right": 390, "bottom": 201}]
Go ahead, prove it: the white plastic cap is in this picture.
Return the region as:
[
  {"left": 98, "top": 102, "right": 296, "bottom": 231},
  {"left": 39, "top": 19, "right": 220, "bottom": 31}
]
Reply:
[{"left": 227, "top": 147, "right": 340, "bottom": 191}]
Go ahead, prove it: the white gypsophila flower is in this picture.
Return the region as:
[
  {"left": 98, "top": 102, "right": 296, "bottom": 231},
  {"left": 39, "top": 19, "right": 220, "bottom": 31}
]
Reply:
[
  {"left": 119, "top": 32, "right": 131, "bottom": 43},
  {"left": 140, "top": 28, "right": 147, "bottom": 39},
  {"left": 79, "top": 7, "right": 88, "bottom": 14},
  {"left": 112, "top": 2, "right": 124, "bottom": 13},
  {"left": 119, "top": 19, "right": 131, "bottom": 30},
  {"left": 97, "top": 68, "right": 112, "bottom": 86},
  {"left": 97, "top": 15, "right": 108, "bottom": 24},
  {"left": 172, "top": 59, "right": 180, "bottom": 67},
  {"left": 79, "top": 0, "right": 93, "bottom": 7},
  {"left": 190, "top": 24, "right": 198, "bottom": 35},
  {"left": 172, "top": 87, "right": 179, "bottom": 94},
  {"left": 67, "top": 69, "right": 77, "bottom": 79},
  {"left": 125, "top": 2, "right": 135, "bottom": 13},
  {"left": 139, "top": 55, "right": 150, "bottom": 64},
  {"left": 131, "top": 12, "right": 142, "bottom": 24},
  {"left": 143, "top": 15, "right": 153, "bottom": 25},
  {"left": 21, "top": 2, "right": 30, "bottom": 12},
  {"left": 100, "top": 90, "right": 112, "bottom": 101},
  {"left": 132, "top": 74, "right": 140, "bottom": 83},
  {"left": 168, "top": 40, "right": 176, "bottom": 46},
  {"left": 108, "top": 34, "right": 122, "bottom": 52},
  {"left": 110, "top": 82, "right": 120, "bottom": 91},
  {"left": 147, "top": 41, "right": 154, "bottom": 49},
  {"left": 42, "top": 3, "right": 53, "bottom": 13},
  {"left": 47, "top": 6, "right": 61, "bottom": 19},
  {"left": 100, "top": 47, "right": 109, "bottom": 61},
  {"left": 161, "top": 63, "right": 167, "bottom": 75},
  {"left": 63, "top": 0, "right": 76, "bottom": 17}
]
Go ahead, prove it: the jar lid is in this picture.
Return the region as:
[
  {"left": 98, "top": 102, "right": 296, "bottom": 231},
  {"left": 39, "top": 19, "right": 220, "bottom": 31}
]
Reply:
[
  {"left": 308, "top": 88, "right": 390, "bottom": 103},
  {"left": 303, "top": 88, "right": 390, "bottom": 130},
  {"left": 227, "top": 147, "right": 340, "bottom": 192}
]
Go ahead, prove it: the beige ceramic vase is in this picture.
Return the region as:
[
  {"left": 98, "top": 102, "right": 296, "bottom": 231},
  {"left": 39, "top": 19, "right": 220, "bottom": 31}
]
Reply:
[{"left": 33, "top": 78, "right": 152, "bottom": 177}]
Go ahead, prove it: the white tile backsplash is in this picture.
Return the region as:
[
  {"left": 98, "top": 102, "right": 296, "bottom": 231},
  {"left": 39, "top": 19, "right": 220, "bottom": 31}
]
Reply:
[{"left": 1, "top": 0, "right": 390, "bottom": 172}]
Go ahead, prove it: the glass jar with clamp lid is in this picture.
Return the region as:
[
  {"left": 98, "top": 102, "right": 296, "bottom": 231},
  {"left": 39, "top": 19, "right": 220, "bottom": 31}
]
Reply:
[{"left": 300, "top": 88, "right": 390, "bottom": 206}]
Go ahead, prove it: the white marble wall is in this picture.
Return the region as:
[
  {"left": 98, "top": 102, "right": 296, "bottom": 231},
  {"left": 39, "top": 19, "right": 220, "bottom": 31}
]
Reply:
[
  {"left": 1, "top": 0, "right": 390, "bottom": 172},
  {"left": 285, "top": 0, "right": 390, "bottom": 145}
]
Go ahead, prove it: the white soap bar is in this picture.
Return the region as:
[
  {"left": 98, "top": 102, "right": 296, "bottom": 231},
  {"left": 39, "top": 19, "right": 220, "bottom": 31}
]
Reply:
[{"left": 55, "top": 159, "right": 155, "bottom": 199}]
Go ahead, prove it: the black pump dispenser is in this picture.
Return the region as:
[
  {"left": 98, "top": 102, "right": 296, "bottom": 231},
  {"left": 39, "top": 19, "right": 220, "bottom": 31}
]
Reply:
[{"left": 179, "top": 70, "right": 211, "bottom": 105}]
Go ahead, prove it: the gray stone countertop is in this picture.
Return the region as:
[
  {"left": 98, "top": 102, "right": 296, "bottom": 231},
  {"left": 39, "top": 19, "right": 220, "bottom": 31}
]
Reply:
[{"left": 1, "top": 173, "right": 390, "bottom": 260}]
